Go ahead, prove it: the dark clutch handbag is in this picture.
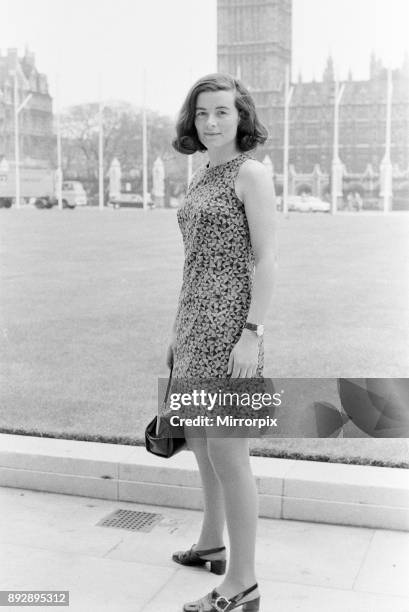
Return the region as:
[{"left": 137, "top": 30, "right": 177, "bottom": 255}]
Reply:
[{"left": 145, "top": 364, "right": 186, "bottom": 458}]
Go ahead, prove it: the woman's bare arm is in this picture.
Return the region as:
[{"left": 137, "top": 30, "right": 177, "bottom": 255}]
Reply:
[{"left": 227, "top": 160, "right": 277, "bottom": 377}]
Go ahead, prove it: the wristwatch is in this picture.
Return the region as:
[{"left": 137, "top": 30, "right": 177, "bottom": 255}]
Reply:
[{"left": 244, "top": 322, "right": 264, "bottom": 337}]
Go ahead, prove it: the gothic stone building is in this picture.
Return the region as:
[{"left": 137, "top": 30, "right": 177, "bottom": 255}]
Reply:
[
  {"left": 0, "top": 48, "right": 54, "bottom": 164},
  {"left": 217, "top": 0, "right": 409, "bottom": 178}
]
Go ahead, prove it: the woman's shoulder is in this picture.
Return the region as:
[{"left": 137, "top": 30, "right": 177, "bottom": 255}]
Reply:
[
  {"left": 237, "top": 157, "right": 272, "bottom": 185},
  {"left": 239, "top": 156, "right": 270, "bottom": 178},
  {"left": 236, "top": 156, "right": 273, "bottom": 198}
]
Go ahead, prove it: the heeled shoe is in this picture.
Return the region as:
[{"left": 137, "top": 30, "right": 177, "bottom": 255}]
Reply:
[
  {"left": 182, "top": 582, "right": 260, "bottom": 611},
  {"left": 172, "top": 543, "right": 227, "bottom": 575}
]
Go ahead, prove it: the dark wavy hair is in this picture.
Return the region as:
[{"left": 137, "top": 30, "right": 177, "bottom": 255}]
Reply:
[{"left": 172, "top": 73, "right": 268, "bottom": 154}]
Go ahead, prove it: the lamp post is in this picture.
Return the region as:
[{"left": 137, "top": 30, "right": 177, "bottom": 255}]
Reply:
[
  {"left": 331, "top": 79, "right": 345, "bottom": 214},
  {"left": 380, "top": 68, "right": 393, "bottom": 213},
  {"left": 98, "top": 76, "right": 104, "bottom": 210},
  {"left": 283, "top": 64, "right": 294, "bottom": 217},
  {"left": 55, "top": 73, "right": 63, "bottom": 210},
  {"left": 187, "top": 67, "right": 193, "bottom": 187},
  {"left": 142, "top": 70, "right": 148, "bottom": 211},
  {"left": 13, "top": 71, "right": 32, "bottom": 209}
]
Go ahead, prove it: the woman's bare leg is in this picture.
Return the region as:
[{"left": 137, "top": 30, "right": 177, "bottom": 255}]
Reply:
[
  {"left": 206, "top": 436, "right": 259, "bottom": 601},
  {"left": 184, "top": 426, "right": 226, "bottom": 553}
]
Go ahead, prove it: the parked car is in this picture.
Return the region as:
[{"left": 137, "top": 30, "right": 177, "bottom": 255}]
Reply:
[
  {"left": 108, "top": 193, "right": 153, "bottom": 209},
  {"left": 288, "top": 195, "right": 330, "bottom": 213}
]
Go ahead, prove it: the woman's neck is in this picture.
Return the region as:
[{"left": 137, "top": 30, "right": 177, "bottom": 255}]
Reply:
[{"left": 207, "top": 147, "right": 242, "bottom": 168}]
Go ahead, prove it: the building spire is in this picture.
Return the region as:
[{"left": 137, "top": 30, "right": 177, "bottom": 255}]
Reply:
[
  {"left": 370, "top": 50, "right": 377, "bottom": 78},
  {"left": 323, "top": 54, "right": 334, "bottom": 82}
]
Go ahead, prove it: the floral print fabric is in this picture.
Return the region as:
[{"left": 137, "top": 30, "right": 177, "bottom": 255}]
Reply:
[{"left": 173, "top": 152, "right": 264, "bottom": 379}]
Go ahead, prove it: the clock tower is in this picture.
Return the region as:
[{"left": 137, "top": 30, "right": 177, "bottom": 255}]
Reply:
[{"left": 217, "top": 0, "right": 292, "bottom": 114}]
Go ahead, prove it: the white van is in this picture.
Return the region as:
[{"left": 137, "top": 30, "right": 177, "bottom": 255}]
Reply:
[{"left": 61, "top": 181, "right": 87, "bottom": 207}]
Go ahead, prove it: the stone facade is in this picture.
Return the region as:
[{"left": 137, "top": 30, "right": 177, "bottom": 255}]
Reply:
[
  {"left": 217, "top": 0, "right": 409, "bottom": 175},
  {"left": 218, "top": 0, "right": 292, "bottom": 108},
  {"left": 268, "top": 58, "right": 409, "bottom": 175},
  {"left": 0, "top": 48, "right": 54, "bottom": 164}
]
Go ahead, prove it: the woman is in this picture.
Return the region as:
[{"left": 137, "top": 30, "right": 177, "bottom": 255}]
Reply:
[{"left": 167, "top": 73, "right": 277, "bottom": 612}]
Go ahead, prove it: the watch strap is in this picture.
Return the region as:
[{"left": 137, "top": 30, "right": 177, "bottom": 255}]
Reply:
[{"left": 244, "top": 322, "right": 264, "bottom": 336}]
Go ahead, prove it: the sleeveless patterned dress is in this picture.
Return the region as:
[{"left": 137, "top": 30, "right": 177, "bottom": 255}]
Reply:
[{"left": 173, "top": 151, "right": 264, "bottom": 379}]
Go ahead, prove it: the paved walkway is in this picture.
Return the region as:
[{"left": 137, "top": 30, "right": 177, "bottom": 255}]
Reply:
[{"left": 0, "top": 486, "right": 408, "bottom": 611}]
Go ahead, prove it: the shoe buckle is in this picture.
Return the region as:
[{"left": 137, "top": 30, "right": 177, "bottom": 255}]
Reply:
[{"left": 214, "top": 595, "right": 231, "bottom": 611}]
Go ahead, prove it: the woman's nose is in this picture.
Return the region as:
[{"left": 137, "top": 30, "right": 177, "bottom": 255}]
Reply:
[{"left": 206, "top": 115, "right": 217, "bottom": 128}]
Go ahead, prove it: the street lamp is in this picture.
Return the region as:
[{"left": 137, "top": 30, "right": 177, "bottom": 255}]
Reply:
[
  {"left": 13, "top": 71, "right": 32, "bottom": 209},
  {"left": 380, "top": 68, "right": 393, "bottom": 213},
  {"left": 331, "top": 79, "right": 345, "bottom": 214},
  {"left": 55, "top": 73, "right": 63, "bottom": 210},
  {"left": 142, "top": 69, "right": 148, "bottom": 211},
  {"left": 187, "top": 66, "right": 193, "bottom": 187},
  {"left": 282, "top": 65, "right": 294, "bottom": 217},
  {"left": 98, "top": 75, "right": 104, "bottom": 210}
]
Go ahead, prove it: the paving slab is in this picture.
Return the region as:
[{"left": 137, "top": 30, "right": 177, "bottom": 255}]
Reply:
[
  {"left": 1, "top": 486, "right": 408, "bottom": 612},
  {"left": 1, "top": 542, "right": 174, "bottom": 612},
  {"left": 141, "top": 571, "right": 409, "bottom": 612},
  {"left": 352, "top": 529, "right": 409, "bottom": 597}
]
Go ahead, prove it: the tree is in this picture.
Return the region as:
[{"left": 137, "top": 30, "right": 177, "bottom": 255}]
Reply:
[{"left": 59, "top": 101, "right": 186, "bottom": 193}]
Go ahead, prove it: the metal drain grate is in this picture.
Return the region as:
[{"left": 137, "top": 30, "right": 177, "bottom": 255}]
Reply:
[{"left": 97, "top": 509, "right": 164, "bottom": 532}]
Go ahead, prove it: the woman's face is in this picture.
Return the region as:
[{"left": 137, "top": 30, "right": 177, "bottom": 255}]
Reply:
[{"left": 194, "top": 89, "right": 240, "bottom": 151}]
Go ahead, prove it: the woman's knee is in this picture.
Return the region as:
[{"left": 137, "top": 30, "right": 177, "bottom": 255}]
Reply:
[
  {"left": 184, "top": 425, "right": 207, "bottom": 453},
  {"left": 206, "top": 438, "right": 250, "bottom": 479}
]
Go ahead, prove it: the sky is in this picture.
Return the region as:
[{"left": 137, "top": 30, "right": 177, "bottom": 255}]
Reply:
[{"left": 1, "top": 0, "right": 408, "bottom": 118}]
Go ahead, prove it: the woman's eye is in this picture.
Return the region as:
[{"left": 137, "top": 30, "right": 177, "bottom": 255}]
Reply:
[{"left": 195, "top": 111, "right": 227, "bottom": 117}]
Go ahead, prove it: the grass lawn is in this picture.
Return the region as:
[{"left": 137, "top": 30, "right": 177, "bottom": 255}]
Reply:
[{"left": 0, "top": 207, "right": 408, "bottom": 466}]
